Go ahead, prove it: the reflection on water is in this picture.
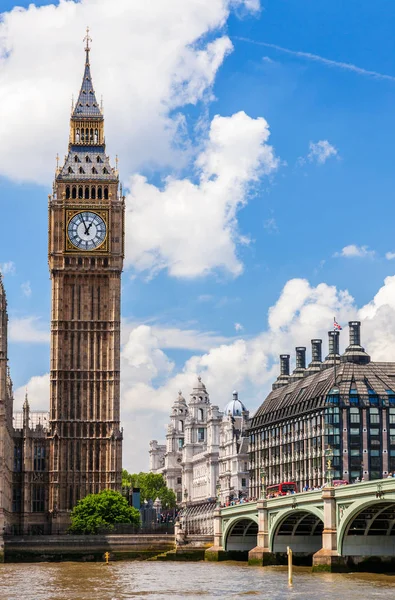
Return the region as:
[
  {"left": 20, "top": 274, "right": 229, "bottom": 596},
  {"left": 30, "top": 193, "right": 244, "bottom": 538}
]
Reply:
[{"left": 1, "top": 562, "right": 395, "bottom": 600}]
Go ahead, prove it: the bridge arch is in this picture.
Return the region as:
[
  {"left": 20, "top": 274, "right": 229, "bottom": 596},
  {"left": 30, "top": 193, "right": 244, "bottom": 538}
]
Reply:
[
  {"left": 223, "top": 517, "right": 258, "bottom": 552},
  {"left": 338, "top": 499, "right": 395, "bottom": 556},
  {"left": 269, "top": 507, "right": 324, "bottom": 555}
]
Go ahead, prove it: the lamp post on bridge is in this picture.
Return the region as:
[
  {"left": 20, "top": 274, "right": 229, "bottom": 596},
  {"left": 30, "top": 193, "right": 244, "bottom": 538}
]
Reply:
[
  {"left": 324, "top": 445, "right": 334, "bottom": 488},
  {"left": 260, "top": 467, "right": 266, "bottom": 499},
  {"left": 216, "top": 480, "right": 221, "bottom": 507}
]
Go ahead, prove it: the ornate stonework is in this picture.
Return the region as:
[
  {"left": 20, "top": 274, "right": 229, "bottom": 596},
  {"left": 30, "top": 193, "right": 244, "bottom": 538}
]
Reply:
[{"left": 48, "top": 35, "right": 124, "bottom": 518}]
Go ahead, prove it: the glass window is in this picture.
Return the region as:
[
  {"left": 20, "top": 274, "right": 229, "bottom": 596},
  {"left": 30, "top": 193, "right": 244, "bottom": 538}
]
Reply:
[
  {"left": 370, "top": 428, "right": 380, "bottom": 436},
  {"left": 198, "top": 428, "right": 205, "bottom": 442},
  {"left": 34, "top": 446, "right": 45, "bottom": 471},
  {"left": 370, "top": 413, "right": 380, "bottom": 424},
  {"left": 13, "top": 446, "right": 21, "bottom": 472},
  {"left": 350, "top": 449, "right": 360, "bottom": 456},
  {"left": 178, "top": 438, "right": 184, "bottom": 450},
  {"left": 350, "top": 428, "right": 360, "bottom": 435},
  {"left": 241, "top": 478, "right": 247, "bottom": 487},
  {"left": 12, "top": 487, "right": 21, "bottom": 513},
  {"left": 177, "top": 477, "right": 182, "bottom": 484},
  {"left": 32, "top": 485, "right": 45, "bottom": 513}
]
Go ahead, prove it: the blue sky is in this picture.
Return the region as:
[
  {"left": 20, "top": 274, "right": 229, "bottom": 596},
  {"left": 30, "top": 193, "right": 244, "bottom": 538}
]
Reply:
[{"left": 2, "top": 0, "right": 395, "bottom": 468}]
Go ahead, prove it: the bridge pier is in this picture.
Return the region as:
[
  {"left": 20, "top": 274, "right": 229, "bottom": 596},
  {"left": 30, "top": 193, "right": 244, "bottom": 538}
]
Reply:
[
  {"left": 205, "top": 507, "right": 228, "bottom": 561},
  {"left": 312, "top": 487, "right": 346, "bottom": 572},
  {"left": 248, "top": 499, "right": 276, "bottom": 566}
]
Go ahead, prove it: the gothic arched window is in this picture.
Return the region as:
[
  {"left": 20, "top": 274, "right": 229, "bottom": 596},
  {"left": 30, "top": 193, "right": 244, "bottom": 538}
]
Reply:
[
  {"left": 65, "top": 187, "right": 70, "bottom": 199},
  {"left": 98, "top": 187, "right": 103, "bottom": 200},
  {"left": 72, "top": 186, "right": 77, "bottom": 199},
  {"left": 198, "top": 408, "right": 204, "bottom": 421},
  {"left": 81, "top": 128, "right": 85, "bottom": 142},
  {"left": 94, "top": 129, "right": 98, "bottom": 143},
  {"left": 104, "top": 187, "right": 109, "bottom": 200},
  {"left": 91, "top": 187, "right": 96, "bottom": 200},
  {"left": 84, "top": 187, "right": 89, "bottom": 199},
  {"left": 76, "top": 128, "right": 80, "bottom": 143},
  {"left": 78, "top": 186, "right": 83, "bottom": 199},
  {"left": 79, "top": 167, "right": 85, "bottom": 174}
]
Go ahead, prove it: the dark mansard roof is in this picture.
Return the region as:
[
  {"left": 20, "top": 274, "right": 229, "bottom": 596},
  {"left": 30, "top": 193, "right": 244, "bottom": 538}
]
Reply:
[{"left": 251, "top": 322, "right": 395, "bottom": 429}]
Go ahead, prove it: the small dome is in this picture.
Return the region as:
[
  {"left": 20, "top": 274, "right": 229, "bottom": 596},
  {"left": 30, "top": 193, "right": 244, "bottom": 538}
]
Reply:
[{"left": 223, "top": 391, "right": 247, "bottom": 417}]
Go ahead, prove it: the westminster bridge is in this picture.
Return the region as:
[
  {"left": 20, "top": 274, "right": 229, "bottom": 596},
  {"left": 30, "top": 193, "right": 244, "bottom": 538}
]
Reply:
[{"left": 204, "top": 478, "right": 395, "bottom": 571}]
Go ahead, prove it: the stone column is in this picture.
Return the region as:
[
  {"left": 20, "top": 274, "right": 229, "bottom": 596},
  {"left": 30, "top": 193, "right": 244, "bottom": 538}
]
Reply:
[
  {"left": 205, "top": 507, "right": 227, "bottom": 561},
  {"left": 312, "top": 487, "right": 346, "bottom": 572},
  {"left": 248, "top": 499, "right": 276, "bottom": 566}
]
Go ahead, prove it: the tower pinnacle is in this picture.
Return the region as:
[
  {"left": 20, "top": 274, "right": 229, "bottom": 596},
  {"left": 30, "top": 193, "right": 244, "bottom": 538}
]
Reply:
[{"left": 72, "top": 28, "right": 101, "bottom": 119}]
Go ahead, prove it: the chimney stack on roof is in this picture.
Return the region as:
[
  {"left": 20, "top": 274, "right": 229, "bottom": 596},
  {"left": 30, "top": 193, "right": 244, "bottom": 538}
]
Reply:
[
  {"left": 272, "top": 354, "right": 291, "bottom": 389},
  {"left": 323, "top": 330, "right": 341, "bottom": 368},
  {"left": 292, "top": 347, "right": 306, "bottom": 380},
  {"left": 305, "top": 339, "right": 323, "bottom": 376},
  {"left": 341, "top": 321, "right": 370, "bottom": 364}
]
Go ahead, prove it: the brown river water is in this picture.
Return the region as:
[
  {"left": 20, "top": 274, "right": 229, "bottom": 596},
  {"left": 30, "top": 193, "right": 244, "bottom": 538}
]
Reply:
[{"left": 0, "top": 561, "right": 395, "bottom": 600}]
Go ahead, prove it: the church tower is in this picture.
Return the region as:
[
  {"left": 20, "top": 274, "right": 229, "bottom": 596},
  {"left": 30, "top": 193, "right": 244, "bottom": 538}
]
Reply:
[{"left": 48, "top": 31, "right": 124, "bottom": 518}]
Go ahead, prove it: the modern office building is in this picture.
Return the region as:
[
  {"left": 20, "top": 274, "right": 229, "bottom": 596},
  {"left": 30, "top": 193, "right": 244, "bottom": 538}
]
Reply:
[{"left": 249, "top": 322, "right": 395, "bottom": 497}]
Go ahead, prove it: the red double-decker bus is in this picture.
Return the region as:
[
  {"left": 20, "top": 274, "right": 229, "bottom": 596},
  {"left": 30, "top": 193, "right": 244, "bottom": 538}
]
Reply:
[{"left": 266, "top": 482, "right": 298, "bottom": 497}]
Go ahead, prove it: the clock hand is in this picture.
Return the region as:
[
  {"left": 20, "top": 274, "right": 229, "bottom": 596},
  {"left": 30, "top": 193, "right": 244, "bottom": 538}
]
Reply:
[{"left": 81, "top": 213, "right": 89, "bottom": 235}]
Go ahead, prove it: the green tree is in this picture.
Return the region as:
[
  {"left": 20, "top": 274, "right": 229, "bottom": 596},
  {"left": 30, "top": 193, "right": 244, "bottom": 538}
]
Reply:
[
  {"left": 69, "top": 489, "right": 140, "bottom": 534},
  {"left": 122, "top": 471, "right": 176, "bottom": 509}
]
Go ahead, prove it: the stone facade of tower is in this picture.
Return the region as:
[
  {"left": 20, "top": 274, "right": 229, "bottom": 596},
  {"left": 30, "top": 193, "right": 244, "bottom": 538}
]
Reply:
[
  {"left": 47, "top": 39, "right": 124, "bottom": 521},
  {"left": 149, "top": 378, "right": 250, "bottom": 505},
  {"left": 0, "top": 275, "right": 50, "bottom": 539}
]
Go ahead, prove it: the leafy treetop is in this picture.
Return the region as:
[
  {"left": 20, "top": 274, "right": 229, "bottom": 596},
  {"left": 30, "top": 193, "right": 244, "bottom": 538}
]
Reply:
[
  {"left": 122, "top": 470, "right": 176, "bottom": 509},
  {"left": 69, "top": 489, "right": 140, "bottom": 535}
]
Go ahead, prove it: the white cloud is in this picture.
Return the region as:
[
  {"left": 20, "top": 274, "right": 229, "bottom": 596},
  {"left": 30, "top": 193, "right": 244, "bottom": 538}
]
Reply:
[
  {"left": 14, "top": 373, "right": 50, "bottom": 411},
  {"left": 21, "top": 281, "right": 32, "bottom": 297},
  {"left": 234, "top": 322, "right": 244, "bottom": 332},
  {"left": 334, "top": 244, "right": 375, "bottom": 259},
  {"left": 386, "top": 252, "right": 395, "bottom": 260},
  {"left": 125, "top": 111, "right": 278, "bottom": 278},
  {"left": 9, "top": 317, "right": 49, "bottom": 343},
  {"left": 0, "top": 0, "right": 259, "bottom": 185},
  {"left": 0, "top": 261, "right": 15, "bottom": 275},
  {"left": 308, "top": 140, "right": 338, "bottom": 164}
]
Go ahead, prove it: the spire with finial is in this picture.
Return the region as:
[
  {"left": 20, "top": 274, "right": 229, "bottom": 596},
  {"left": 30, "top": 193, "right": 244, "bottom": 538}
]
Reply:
[
  {"left": 72, "top": 27, "right": 101, "bottom": 119},
  {"left": 23, "top": 388, "right": 29, "bottom": 410}
]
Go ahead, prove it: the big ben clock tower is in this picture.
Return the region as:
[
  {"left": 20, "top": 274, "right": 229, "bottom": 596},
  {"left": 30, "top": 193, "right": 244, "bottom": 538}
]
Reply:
[{"left": 48, "top": 31, "right": 124, "bottom": 519}]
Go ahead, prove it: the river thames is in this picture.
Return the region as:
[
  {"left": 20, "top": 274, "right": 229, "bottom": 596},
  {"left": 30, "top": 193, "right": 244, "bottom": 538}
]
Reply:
[{"left": 1, "top": 561, "right": 395, "bottom": 599}]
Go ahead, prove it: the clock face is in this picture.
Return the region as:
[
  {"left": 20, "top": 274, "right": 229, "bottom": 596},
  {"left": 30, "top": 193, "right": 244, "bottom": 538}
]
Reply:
[{"left": 67, "top": 211, "right": 107, "bottom": 251}]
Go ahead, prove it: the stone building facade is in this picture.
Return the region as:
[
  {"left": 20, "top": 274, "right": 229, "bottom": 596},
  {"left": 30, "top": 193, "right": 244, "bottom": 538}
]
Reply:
[
  {"left": 0, "top": 36, "right": 124, "bottom": 536},
  {"left": 249, "top": 322, "right": 395, "bottom": 497},
  {"left": 149, "top": 377, "right": 250, "bottom": 506}
]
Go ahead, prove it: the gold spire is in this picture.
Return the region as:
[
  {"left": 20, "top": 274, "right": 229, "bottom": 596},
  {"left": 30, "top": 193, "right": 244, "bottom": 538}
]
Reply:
[{"left": 83, "top": 26, "right": 92, "bottom": 52}]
